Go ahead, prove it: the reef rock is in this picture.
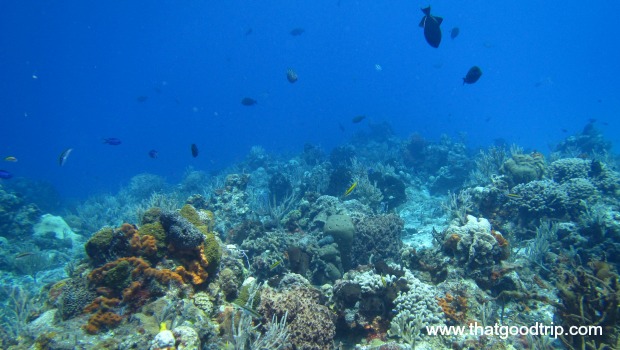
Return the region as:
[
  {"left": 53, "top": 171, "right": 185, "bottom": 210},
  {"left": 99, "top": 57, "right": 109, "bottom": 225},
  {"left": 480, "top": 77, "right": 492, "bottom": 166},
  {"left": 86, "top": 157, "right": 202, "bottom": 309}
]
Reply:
[
  {"left": 443, "top": 215, "right": 508, "bottom": 270},
  {"left": 33, "top": 214, "right": 83, "bottom": 252}
]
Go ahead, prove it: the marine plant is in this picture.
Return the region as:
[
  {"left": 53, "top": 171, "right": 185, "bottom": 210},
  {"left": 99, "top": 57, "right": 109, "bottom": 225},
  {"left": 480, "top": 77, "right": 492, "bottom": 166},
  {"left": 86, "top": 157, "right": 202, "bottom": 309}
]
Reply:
[{"left": 555, "top": 266, "right": 620, "bottom": 349}]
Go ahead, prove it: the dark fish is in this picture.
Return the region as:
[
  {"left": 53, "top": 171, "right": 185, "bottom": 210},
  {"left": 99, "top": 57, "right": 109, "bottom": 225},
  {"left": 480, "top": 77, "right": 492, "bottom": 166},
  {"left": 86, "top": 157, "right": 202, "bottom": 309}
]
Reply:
[
  {"left": 137, "top": 96, "right": 148, "bottom": 102},
  {"left": 590, "top": 160, "right": 604, "bottom": 177},
  {"left": 15, "top": 252, "right": 35, "bottom": 259},
  {"left": 419, "top": 6, "right": 443, "bottom": 48},
  {"left": 191, "top": 144, "right": 199, "bottom": 158},
  {"left": 244, "top": 28, "right": 253, "bottom": 36},
  {"left": 352, "top": 115, "right": 366, "bottom": 123},
  {"left": 338, "top": 123, "right": 345, "bottom": 132},
  {"left": 463, "top": 66, "right": 482, "bottom": 85},
  {"left": 148, "top": 149, "right": 158, "bottom": 159},
  {"left": 286, "top": 69, "right": 298, "bottom": 83},
  {"left": 0, "top": 170, "right": 13, "bottom": 179},
  {"left": 103, "top": 138, "right": 122, "bottom": 145},
  {"left": 290, "top": 28, "right": 305, "bottom": 36},
  {"left": 58, "top": 148, "right": 73, "bottom": 166},
  {"left": 450, "top": 27, "right": 460, "bottom": 39},
  {"left": 241, "top": 97, "right": 257, "bottom": 106}
]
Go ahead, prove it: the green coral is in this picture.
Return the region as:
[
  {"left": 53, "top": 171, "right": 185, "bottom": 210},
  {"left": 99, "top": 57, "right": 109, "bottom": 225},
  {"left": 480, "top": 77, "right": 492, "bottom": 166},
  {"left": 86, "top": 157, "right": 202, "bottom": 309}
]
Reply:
[
  {"left": 141, "top": 207, "right": 162, "bottom": 225},
  {"left": 139, "top": 222, "right": 167, "bottom": 253},
  {"left": 103, "top": 259, "right": 132, "bottom": 290},
  {"left": 85, "top": 227, "right": 114, "bottom": 262},
  {"left": 180, "top": 204, "right": 202, "bottom": 227},
  {"left": 203, "top": 233, "right": 222, "bottom": 275}
]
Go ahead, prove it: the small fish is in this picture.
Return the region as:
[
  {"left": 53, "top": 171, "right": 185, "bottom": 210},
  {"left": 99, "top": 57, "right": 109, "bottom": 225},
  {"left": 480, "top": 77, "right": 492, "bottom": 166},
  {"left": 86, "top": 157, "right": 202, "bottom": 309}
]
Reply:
[
  {"left": 191, "top": 144, "right": 199, "bottom": 158},
  {"left": 286, "top": 69, "right": 298, "bottom": 83},
  {"left": 338, "top": 123, "right": 345, "bottom": 132},
  {"left": 463, "top": 66, "right": 482, "bottom": 85},
  {"left": 352, "top": 115, "right": 366, "bottom": 123},
  {"left": 0, "top": 170, "right": 13, "bottom": 179},
  {"left": 244, "top": 28, "right": 253, "bottom": 36},
  {"left": 343, "top": 182, "right": 358, "bottom": 196},
  {"left": 15, "top": 252, "right": 35, "bottom": 259},
  {"left": 148, "top": 149, "right": 158, "bottom": 159},
  {"left": 290, "top": 28, "right": 305, "bottom": 36},
  {"left": 4, "top": 156, "right": 17, "bottom": 162},
  {"left": 270, "top": 260, "right": 282, "bottom": 270},
  {"left": 231, "top": 301, "right": 263, "bottom": 319},
  {"left": 419, "top": 6, "right": 443, "bottom": 48},
  {"left": 381, "top": 276, "right": 387, "bottom": 287},
  {"left": 450, "top": 27, "right": 460, "bottom": 39},
  {"left": 136, "top": 95, "right": 148, "bottom": 102},
  {"left": 59, "top": 148, "right": 73, "bottom": 166},
  {"left": 503, "top": 193, "right": 522, "bottom": 199},
  {"left": 241, "top": 97, "right": 257, "bottom": 106},
  {"left": 103, "top": 138, "right": 122, "bottom": 145}
]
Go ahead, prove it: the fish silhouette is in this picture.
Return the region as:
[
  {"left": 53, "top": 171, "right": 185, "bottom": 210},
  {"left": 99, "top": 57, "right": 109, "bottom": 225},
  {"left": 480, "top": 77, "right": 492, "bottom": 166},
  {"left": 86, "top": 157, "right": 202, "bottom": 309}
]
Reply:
[
  {"left": 419, "top": 6, "right": 443, "bottom": 48},
  {"left": 463, "top": 66, "right": 482, "bottom": 85}
]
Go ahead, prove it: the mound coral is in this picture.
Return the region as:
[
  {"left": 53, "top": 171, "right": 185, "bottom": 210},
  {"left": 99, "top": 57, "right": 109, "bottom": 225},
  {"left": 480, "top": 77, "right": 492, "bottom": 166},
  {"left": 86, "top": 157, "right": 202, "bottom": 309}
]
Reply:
[
  {"left": 259, "top": 286, "right": 336, "bottom": 350},
  {"left": 350, "top": 214, "right": 404, "bottom": 268}
]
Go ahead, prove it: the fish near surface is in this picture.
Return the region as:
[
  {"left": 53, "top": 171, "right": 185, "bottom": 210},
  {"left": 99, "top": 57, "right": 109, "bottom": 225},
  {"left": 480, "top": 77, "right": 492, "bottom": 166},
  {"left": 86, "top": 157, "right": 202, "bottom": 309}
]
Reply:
[
  {"left": 58, "top": 148, "right": 73, "bottom": 166},
  {"left": 450, "top": 27, "right": 460, "bottom": 39},
  {"left": 0, "top": 170, "right": 13, "bottom": 179},
  {"left": 290, "top": 28, "right": 305, "bottom": 36},
  {"left": 286, "top": 69, "right": 298, "bottom": 83},
  {"left": 463, "top": 66, "right": 482, "bottom": 84},
  {"left": 103, "top": 138, "right": 122, "bottom": 145},
  {"left": 241, "top": 97, "right": 257, "bottom": 106},
  {"left": 352, "top": 115, "right": 366, "bottom": 123},
  {"left": 419, "top": 6, "right": 443, "bottom": 48}
]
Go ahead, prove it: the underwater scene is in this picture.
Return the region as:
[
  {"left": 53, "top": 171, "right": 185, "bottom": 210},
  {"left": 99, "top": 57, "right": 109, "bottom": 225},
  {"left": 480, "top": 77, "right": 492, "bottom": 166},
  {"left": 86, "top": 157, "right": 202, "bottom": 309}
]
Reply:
[{"left": 1, "top": 1, "right": 620, "bottom": 349}]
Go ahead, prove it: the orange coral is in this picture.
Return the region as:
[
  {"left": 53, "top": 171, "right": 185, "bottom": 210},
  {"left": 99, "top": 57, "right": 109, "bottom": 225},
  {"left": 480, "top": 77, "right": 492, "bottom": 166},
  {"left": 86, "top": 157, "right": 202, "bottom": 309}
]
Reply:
[
  {"left": 443, "top": 233, "right": 461, "bottom": 253},
  {"left": 84, "top": 311, "right": 123, "bottom": 334},
  {"left": 143, "top": 267, "right": 184, "bottom": 285},
  {"left": 491, "top": 230, "right": 509, "bottom": 247},
  {"left": 168, "top": 244, "right": 210, "bottom": 285},
  {"left": 437, "top": 292, "right": 468, "bottom": 323},
  {"left": 139, "top": 235, "right": 158, "bottom": 257}
]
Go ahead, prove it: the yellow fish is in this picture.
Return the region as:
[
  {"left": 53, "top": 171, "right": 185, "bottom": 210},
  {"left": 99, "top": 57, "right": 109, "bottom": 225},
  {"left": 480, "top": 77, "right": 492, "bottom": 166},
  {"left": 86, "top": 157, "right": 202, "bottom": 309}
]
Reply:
[
  {"left": 4, "top": 156, "right": 17, "bottom": 162},
  {"left": 343, "top": 182, "right": 358, "bottom": 196},
  {"left": 504, "top": 193, "right": 522, "bottom": 199},
  {"left": 270, "top": 260, "right": 282, "bottom": 270}
]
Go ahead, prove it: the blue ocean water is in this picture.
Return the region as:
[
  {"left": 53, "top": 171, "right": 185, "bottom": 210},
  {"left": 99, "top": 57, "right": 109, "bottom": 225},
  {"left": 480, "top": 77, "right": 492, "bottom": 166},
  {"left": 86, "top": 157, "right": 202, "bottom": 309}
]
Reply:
[{"left": 1, "top": 0, "right": 619, "bottom": 199}]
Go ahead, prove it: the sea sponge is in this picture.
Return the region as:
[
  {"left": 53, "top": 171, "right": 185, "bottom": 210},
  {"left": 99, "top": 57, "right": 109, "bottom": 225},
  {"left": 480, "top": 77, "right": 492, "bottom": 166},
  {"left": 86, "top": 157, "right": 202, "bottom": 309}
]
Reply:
[
  {"left": 179, "top": 204, "right": 202, "bottom": 227},
  {"left": 84, "top": 227, "right": 115, "bottom": 265},
  {"left": 203, "top": 233, "right": 222, "bottom": 275},
  {"left": 84, "top": 311, "right": 123, "bottom": 334},
  {"left": 139, "top": 222, "right": 167, "bottom": 254},
  {"left": 160, "top": 211, "right": 205, "bottom": 250}
]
